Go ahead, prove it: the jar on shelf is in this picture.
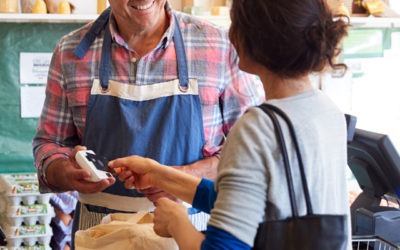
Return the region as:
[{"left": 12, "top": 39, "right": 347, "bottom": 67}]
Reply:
[
  {"left": 57, "top": 0, "right": 71, "bottom": 14},
  {"left": 0, "top": 0, "right": 19, "bottom": 13},
  {"left": 97, "top": 0, "right": 108, "bottom": 14},
  {"left": 32, "top": 0, "right": 47, "bottom": 14},
  {"left": 20, "top": 0, "right": 36, "bottom": 13}
]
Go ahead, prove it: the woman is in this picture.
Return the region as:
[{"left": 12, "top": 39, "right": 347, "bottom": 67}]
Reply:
[{"left": 109, "top": 0, "right": 350, "bottom": 249}]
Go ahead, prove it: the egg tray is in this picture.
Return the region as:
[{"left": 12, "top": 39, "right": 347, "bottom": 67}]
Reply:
[
  {"left": 1, "top": 193, "right": 53, "bottom": 208},
  {"left": 0, "top": 174, "right": 37, "bottom": 184},
  {"left": 1, "top": 244, "right": 51, "bottom": 250},
  {"left": 6, "top": 204, "right": 54, "bottom": 218},
  {"left": 2, "top": 213, "right": 54, "bottom": 228},
  {"left": 0, "top": 174, "right": 39, "bottom": 195},
  {"left": 3, "top": 224, "right": 52, "bottom": 248}
]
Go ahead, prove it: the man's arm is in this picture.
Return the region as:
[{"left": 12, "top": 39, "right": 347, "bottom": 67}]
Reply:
[
  {"left": 175, "top": 155, "right": 219, "bottom": 180},
  {"left": 44, "top": 146, "right": 115, "bottom": 193},
  {"left": 32, "top": 44, "right": 79, "bottom": 193}
]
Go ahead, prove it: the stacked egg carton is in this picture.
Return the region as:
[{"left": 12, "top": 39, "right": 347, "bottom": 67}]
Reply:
[{"left": 0, "top": 173, "right": 54, "bottom": 250}]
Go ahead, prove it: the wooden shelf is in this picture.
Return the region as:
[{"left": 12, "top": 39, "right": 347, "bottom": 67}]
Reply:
[
  {"left": 1, "top": 13, "right": 400, "bottom": 28},
  {"left": 350, "top": 16, "right": 400, "bottom": 28},
  {"left": 0, "top": 13, "right": 231, "bottom": 25},
  {"left": 0, "top": 13, "right": 97, "bottom": 23}
]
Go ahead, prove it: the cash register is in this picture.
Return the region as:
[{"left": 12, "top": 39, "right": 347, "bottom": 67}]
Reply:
[{"left": 346, "top": 114, "right": 400, "bottom": 247}]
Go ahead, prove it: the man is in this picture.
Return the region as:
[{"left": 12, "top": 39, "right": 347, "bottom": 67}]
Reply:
[{"left": 32, "top": 0, "right": 263, "bottom": 240}]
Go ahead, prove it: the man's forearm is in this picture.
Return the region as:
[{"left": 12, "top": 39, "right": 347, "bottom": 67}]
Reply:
[
  {"left": 152, "top": 164, "right": 202, "bottom": 204},
  {"left": 177, "top": 155, "right": 219, "bottom": 180},
  {"left": 154, "top": 155, "right": 218, "bottom": 204},
  {"left": 45, "top": 158, "right": 72, "bottom": 191}
]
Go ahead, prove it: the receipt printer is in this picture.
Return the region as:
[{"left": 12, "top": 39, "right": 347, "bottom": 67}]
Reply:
[{"left": 354, "top": 206, "right": 400, "bottom": 246}]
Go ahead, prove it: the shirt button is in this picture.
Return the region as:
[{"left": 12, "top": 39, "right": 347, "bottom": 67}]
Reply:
[{"left": 131, "top": 57, "right": 137, "bottom": 63}]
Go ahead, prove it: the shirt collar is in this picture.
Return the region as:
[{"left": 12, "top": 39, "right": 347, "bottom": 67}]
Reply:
[{"left": 107, "top": 2, "right": 175, "bottom": 51}]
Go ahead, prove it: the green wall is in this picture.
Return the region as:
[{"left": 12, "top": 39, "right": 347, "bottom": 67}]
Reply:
[{"left": 0, "top": 22, "right": 82, "bottom": 173}]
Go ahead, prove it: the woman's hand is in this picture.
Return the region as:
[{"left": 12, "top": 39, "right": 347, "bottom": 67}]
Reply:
[
  {"left": 153, "top": 197, "right": 189, "bottom": 237},
  {"left": 109, "top": 155, "right": 202, "bottom": 206},
  {"left": 153, "top": 198, "right": 205, "bottom": 249},
  {"left": 109, "top": 155, "right": 161, "bottom": 190}
]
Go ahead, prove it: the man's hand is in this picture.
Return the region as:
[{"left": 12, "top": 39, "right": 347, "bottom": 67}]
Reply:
[{"left": 46, "top": 146, "right": 115, "bottom": 193}]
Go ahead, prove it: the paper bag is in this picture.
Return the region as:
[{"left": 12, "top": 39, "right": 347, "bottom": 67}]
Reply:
[{"left": 75, "top": 211, "right": 178, "bottom": 250}]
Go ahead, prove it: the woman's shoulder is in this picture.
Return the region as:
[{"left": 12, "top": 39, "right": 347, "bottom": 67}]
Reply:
[{"left": 228, "top": 105, "right": 277, "bottom": 144}]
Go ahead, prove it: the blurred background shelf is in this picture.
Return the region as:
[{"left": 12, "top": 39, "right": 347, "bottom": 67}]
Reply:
[
  {"left": 351, "top": 17, "right": 400, "bottom": 27},
  {"left": 1, "top": 14, "right": 400, "bottom": 28},
  {"left": 0, "top": 13, "right": 230, "bottom": 26},
  {"left": 0, "top": 13, "right": 97, "bottom": 23}
]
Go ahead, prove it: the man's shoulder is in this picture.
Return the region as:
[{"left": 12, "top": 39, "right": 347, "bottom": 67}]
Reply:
[
  {"left": 173, "top": 11, "right": 229, "bottom": 40},
  {"left": 57, "top": 21, "right": 95, "bottom": 48}
]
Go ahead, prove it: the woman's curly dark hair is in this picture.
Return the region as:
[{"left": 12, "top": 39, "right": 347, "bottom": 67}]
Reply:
[{"left": 229, "top": 0, "right": 349, "bottom": 78}]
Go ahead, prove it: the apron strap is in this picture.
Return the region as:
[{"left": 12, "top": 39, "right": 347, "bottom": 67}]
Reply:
[
  {"left": 173, "top": 15, "right": 189, "bottom": 87},
  {"left": 73, "top": 7, "right": 111, "bottom": 59},
  {"left": 75, "top": 11, "right": 189, "bottom": 90},
  {"left": 99, "top": 23, "right": 112, "bottom": 89}
]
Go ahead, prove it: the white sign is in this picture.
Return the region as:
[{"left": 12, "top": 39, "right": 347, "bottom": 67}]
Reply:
[
  {"left": 20, "top": 52, "right": 52, "bottom": 84},
  {"left": 20, "top": 86, "right": 46, "bottom": 118}
]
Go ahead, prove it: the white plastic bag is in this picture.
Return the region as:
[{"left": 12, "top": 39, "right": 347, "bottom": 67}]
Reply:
[{"left": 75, "top": 211, "right": 178, "bottom": 250}]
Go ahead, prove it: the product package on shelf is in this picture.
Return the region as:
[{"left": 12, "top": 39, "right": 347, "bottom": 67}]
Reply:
[
  {"left": 4, "top": 204, "right": 54, "bottom": 227},
  {"left": 0, "top": 173, "right": 54, "bottom": 250},
  {"left": 4, "top": 224, "right": 52, "bottom": 249}
]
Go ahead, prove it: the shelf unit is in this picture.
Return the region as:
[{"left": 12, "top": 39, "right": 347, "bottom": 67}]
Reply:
[
  {"left": 1, "top": 13, "right": 399, "bottom": 27},
  {"left": 0, "top": 13, "right": 229, "bottom": 25},
  {"left": 0, "top": 13, "right": 97, "bottom": 23},
  {"left": 0, "top": 13, "right": 399, "bottom": 27},
  {"left": 350, "top": 16, "right": 400, "bottom": 28}
]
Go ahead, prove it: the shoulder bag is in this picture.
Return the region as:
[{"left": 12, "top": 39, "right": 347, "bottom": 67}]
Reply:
[{"left": 252, "top": 103, "right": 348, "bottom": 250}]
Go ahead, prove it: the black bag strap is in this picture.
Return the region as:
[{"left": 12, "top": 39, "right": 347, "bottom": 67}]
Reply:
[{"left": 258, "top": 103, "right": 313, "bottom": 217}]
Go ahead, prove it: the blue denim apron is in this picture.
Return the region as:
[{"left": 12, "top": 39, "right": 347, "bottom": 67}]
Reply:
[{"left": 71, "top": 8, "right": 208, "bottom": 237}]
